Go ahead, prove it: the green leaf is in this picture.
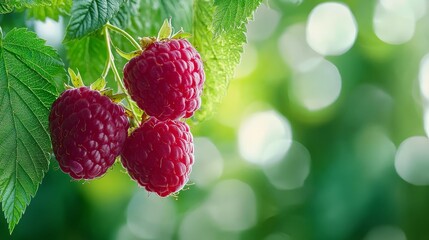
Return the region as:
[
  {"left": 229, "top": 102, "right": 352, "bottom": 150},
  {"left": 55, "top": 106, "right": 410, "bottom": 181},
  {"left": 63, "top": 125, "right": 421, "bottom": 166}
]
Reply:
[
  {"left": 0, "top": 28, "right": 65, "bottom": 233},
  {"left": 1, "top": 0, "right": 51, "bottom": 14},
  {"left": 127, "top": 0, "right": 192, "bottom": 38},
  {"left": 110, "top": 0, "right": 140, "bottom": 29},
  {"left": 27, "top": 0, "right": 72, "bottom": 21},
  {"left": 213, "top": 0, "right": 262, "bottom": 35},
  {"left": 0, "top": 4, "right": 14, "bottom": 14},
  {"left": 112, "top": 0, "right": 192, "bottom": 70},
  {"left": 65, "top": 36, "right": 107, "bottom": 85},
  {"left": 157, "top": 18, "right": 172, "bottom": 40},
  {"left": 192, "top": 0, "right": 249, "bottom": 121},
  {"left": 65, "top": 0, "right": 125, "bottom": 40}
]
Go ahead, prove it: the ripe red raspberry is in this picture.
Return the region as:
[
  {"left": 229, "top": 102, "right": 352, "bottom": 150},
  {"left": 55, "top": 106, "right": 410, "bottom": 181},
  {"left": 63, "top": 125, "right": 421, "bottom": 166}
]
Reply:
[
  {"left": 49, "top": 87, "right": 129, "bottom": 180},
  {"left": 123, "top": 38, "right": 205, "bottom": 121},
  {"left": 121, "top": 117, "right": 194, "bottom": 197}
]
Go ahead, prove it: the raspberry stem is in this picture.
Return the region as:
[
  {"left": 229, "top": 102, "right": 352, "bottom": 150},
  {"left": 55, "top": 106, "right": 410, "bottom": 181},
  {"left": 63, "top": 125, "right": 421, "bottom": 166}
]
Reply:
[
  {"left": 103, "top": 26, "right": 140, "bottom": 127},
  {"left": 105, "top": 23, "right": 142, "bottom": 51}
]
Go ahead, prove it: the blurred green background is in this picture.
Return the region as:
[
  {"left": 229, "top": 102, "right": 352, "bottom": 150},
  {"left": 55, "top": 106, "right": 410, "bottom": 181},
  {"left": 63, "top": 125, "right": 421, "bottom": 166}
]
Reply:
[{"left": 2, "top": 0, "right": 429, "bottom": 239}]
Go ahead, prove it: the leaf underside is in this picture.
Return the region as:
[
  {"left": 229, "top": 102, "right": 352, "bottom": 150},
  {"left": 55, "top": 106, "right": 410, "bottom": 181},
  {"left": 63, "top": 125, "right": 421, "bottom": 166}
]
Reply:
[
  {"left": 27, "top": 0, "right": 72, "bottom": 21},
  {"left": 192, "top": 0, "right": 255, "bottom": 121},
  {"left": 0, "top": 0, "right": 51, "bottom": 14},
  {"left": 213, "top": 0, "right": 262, "bottom": 35},
  {"left": 65, "top": 36, "right": 107, "bottom": 85},
  {"left": 65, "top": 0, "right": 125, "bottom": 40},
  {"left": 0, "top": 28, "right": 65, "bottom": 233}
]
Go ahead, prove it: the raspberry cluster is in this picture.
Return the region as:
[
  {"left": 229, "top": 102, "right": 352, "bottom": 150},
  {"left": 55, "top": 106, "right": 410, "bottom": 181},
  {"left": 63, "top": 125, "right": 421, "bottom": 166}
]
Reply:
[
  {"left": 48, "top": 22, "right": 204, "bottom": 197},
  {"left": 121, "top": 36, "right": 204, "bottom": 197}
]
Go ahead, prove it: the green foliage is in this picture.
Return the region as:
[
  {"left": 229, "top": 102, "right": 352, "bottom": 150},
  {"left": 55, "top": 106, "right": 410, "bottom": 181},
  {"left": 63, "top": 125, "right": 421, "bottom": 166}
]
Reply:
[
  {"left": 0, "top": 0, "right": 51, "bottom": 14},
  {"left": 192, "top": 0, "right": 260, "bottom": 121},
  {"left": 213, "top": 0, "right": 262, "bottom": 35},
  {"left": 0, "top": 4, "right": 14, "bottom": 14},
  {"left": 0, "top": 28, "right": 65, "bottom": 233},
  {"left": 112, "top": 0, "right": 193, "bottom": 79},
  {"left": 0, "top": 0, "right": 262, "bottom": 233},
  {"left": 110, "top": 0, "right": 140, "bottom": 29},
  {"left": 127, "top": 0, "right": 192, "bottom": 38},
  {"left": 65, "top": 0, "right": 125, "bottom": 40},
  {"left": 27, "top": 0, "right": 72, "bottom": 21},
  {"left": 65, "top": 36, "right": 107, "bottom": 85}
]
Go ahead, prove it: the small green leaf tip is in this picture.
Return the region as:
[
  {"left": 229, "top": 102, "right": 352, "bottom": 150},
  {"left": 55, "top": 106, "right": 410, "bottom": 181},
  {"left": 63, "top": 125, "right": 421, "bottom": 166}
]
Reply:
[
  {"left": 109, "top": 93, "right": 127, "bottom": 103},
  {"left": 114, "top": 46, "right": 142, "bottom": 60},
  {"left": 172, "top": 28, "right": 192, "bottom": 39},
  {"left": 90, "top": 77, "right": 106, "bottom": 91},
  {"left": 157, "top": 18, "right": 173, "bottom": 40},
  {"left": 68, "top": 68, "right": 85, "bottom": 88}
]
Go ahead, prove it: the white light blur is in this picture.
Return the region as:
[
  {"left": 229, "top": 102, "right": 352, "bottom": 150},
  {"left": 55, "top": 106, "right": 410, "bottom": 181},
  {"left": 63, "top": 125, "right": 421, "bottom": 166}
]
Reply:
[
  {"left": 419, "top": 54, "right": 429, "bottom": 100},
  {"left": 364, "top": 225, "right": 407, "bottom": 240},
  {"left": 234, "top": 44, "right": 258, "bottom": 79},
  {"left": 178, "top": 206, "right": 239, "bottom": 240},
  {"left": 306, "top": 2, "right": 358, "bottom": 56},
  {"left": 395, "top": 136, "right": 429, "bottom": 185},
  {"left": 238, "top": 110, "right": 293, "bottom": 165},
  {"left": 126, "top": 190, "right": 176, "bottom": 239},
  {"left": 263, "top": 141, "right": 311, "bottom": 190},
  {"left": 247, "top": 4, "right": 281, "bottom": 42},
  {"left": 205, "top": 180, "right": 257, "bottom": 232},
  {"left": 380, "top": 0, "right": 427, "bottom": 20},
  {"left": 34, "top": 18, "right": 64, "bottom": 48},
  {"left": 354, "top": 125, "right": 396, "bottom": 179},
  {"left": 424, "top": 109, "right": 429, "bottom": 137},
  {"left": 115, "top": 225, "right": 140, "bottom": 240},
  {"left": 278, "top": 23, "right": 323, "bottom": 72},
  {"left": 373, "top": 0, "right": 416, "bottom": 44},
  {"left": 290, "top": 59, "right": 342, "bottom": 111},
  {"left": 191, "top": 137, "right": 223, "bottom": 187}
]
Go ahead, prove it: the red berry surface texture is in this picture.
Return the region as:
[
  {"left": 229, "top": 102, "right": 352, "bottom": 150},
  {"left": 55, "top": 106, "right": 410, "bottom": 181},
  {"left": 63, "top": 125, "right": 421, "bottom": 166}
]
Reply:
[
  {"left": 123, "top": 39, "right": 205, "bottom": 121},
  {"left": 49, "top": 87, "right": 129, "bottom": 179},
  {"left": 121, "top": 117, "right": 194, "bottom": 197}
]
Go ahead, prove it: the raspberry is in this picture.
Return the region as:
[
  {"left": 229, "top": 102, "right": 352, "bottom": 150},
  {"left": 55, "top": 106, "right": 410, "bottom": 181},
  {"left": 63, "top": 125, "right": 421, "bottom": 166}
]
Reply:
[
  {"left": 123, "top": 38, "right": 205, "bottom": 121},
  {"left": 49, "top": 87, "right": 129, "bottom": 180},
  {"left": 121, "top": 117, "right": 194, "bottom": 197}
]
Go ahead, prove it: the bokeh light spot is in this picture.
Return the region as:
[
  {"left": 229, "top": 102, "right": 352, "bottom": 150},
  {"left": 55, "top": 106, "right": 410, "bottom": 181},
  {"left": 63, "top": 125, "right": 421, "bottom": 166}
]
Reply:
[
  {"left": 205, "top": 180, "right": 257, "bottom": 232},
  {"left": 278, "top": 23, "right": 323, "bottom": 72},
  {"left": 395, "top": 136, "right": 429, "bottom": 185},
  {"left": 290, "top": 59, "right": 342, "bottom": 111},
  {"left": 179, "top": 206, "right": 239, "bottom": 240},
  {"left": 381, "top": 0, "right": 427, "bottom": 20},
  {"left": 354, "top": 125, "right": 396, "bottom": 179},
  {"left": 373, "top": 0, "right": 416, "bottom": 44},
  {"left": 264, "top": 232, "right": 292, "bottom": 240},
  {"left": 263, "top": 141, "right": 311, "bottom": 190},
  {"left": 238, "top": 110, "right": 293, "bottom": 165},
  {"left": 234, "top": 44, "right": 258, "bottom": 79},
  {"left": 424, "top": 109, "right": 429, "bottom": 137},
  {"left": 419, "top": 54, "right": 429, "bottom": 100},
  {"left": 364, "top": 225, "right": 406, "bottom": 240},
  {"left": 191, "top": 137, "right": 223, "bottom": 187},
  {"left": 126, "top": 190, "right": 176, "bottom": 239},
  {"left": 34, "top": 18, "right": 64, "bottom": 48},
  {"left": 306, "top": 2, "right": 357, "bottom": 55},
  {"left": 247, "top": 4, "right": 281, "bottom": 42}
]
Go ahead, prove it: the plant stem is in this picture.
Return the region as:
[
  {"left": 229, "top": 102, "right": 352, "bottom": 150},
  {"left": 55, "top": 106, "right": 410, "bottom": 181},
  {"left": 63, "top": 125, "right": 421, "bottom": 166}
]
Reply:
[
  {"left": 105, "top": 23, "right": 142, "bottom": 51},
  {"left": 103, "top": 26, "right": 140, "bottom": 125},
  {"left": 101, "top": 58, "right": 111, "bottom": 79}
]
